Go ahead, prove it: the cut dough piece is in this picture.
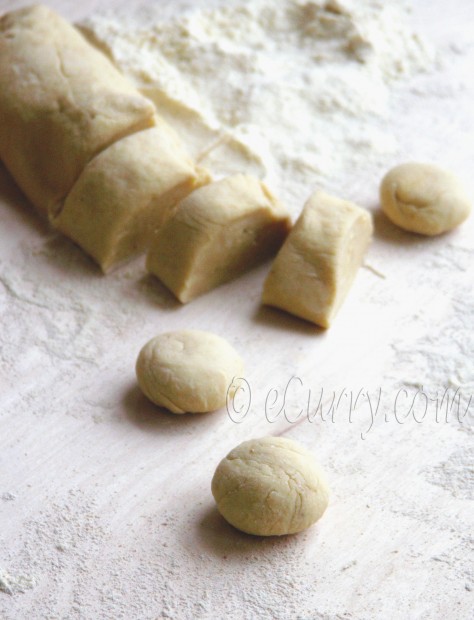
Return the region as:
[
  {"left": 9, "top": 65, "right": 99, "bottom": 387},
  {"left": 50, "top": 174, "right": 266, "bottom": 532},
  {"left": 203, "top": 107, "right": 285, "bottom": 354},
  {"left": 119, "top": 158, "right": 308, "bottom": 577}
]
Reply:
[
  {"left": 380, "top": 162, "right": 471, "bottom": 236},
  {"left": 52, "top": 122, "right": 211, "bottom": 273},
  {"left": 262, "top": 190, "right": 373, "bottom": 328},
  {"left": 211, "top": 437, "right": 330, "bottom": 536},
  {"left": 0, "top": 5, "right": 156, "bottom": 215},
  {"left": 146, "top": 174, "right": 291, "bottom": 303},
  {"left": 135, "top": 330, "right": 244, "bottom": 414}
]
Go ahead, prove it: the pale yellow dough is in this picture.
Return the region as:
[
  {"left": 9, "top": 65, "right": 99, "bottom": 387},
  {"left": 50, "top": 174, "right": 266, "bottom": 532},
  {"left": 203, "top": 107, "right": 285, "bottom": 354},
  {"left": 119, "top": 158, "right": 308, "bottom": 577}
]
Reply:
[
  {"left": 380, "top": 162, "right": 471, "bottom": 236},
  {"left": 0, "top": 5, "right": 156, "bottom": 214},
  {"left": 146, "top": 174, "right": 291, "bottom": 303},
  {"left": 262, "top": 190, "right": 373, "bottom": 328},
  {"left": 211, "top": 437, "right": 330, "bottom": 536},
  {"left": 52, "top": 121, "right": 210, "bottom": 273},
  {"left": 135, "top": 330, "right": 244, "bottom": 414}
]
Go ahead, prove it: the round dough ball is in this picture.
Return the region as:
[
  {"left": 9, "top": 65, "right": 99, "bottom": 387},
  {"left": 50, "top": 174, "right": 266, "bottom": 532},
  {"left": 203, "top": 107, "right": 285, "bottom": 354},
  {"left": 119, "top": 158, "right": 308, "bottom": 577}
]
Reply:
[
  {"left": 135, "top": 330, "right": 244, "bottom": 414},
  {"left": 380, "top": 162, "right": 471, "bottom": 236},
  {"left": 211, "top": 437, "right": 329, "bottom": 536}
]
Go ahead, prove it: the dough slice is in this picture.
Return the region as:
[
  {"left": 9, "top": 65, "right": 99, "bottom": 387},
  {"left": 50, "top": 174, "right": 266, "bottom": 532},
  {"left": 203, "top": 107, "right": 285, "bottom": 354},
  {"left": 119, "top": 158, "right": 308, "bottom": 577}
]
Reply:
[
  {"left": 0, "top": 5, "right": 156, "bottom": 215},
  {"left": 146, "top": 174, "right": 292, "bottom": 303},
  {"left": 52, "top": 121, "right": 211, "bottom": 273},
  {"left": 262, "top": 190, "right": 373, "bottom": 328}
]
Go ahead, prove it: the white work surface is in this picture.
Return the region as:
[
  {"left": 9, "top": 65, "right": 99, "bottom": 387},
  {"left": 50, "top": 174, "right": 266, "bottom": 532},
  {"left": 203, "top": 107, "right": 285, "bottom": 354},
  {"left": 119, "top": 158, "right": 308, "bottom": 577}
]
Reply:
[{"left": 0, "top": 1, "right": 473, "bottom": 619}]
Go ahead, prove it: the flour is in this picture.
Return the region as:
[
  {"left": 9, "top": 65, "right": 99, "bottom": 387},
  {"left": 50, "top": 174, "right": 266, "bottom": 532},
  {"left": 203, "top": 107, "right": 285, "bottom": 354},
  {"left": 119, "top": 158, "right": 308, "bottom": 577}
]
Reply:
[
  {"left": 0, "top": 568, "right": 36, "bottom": 596},
  {"left": 1, "top": 492, "right": 16, "bottom": 502},
  {"left": 425, "top": 448, "right": 474, "bottom": 500},
  {"left": 81, "top": 0, "right": 433, "bottom": 211}
]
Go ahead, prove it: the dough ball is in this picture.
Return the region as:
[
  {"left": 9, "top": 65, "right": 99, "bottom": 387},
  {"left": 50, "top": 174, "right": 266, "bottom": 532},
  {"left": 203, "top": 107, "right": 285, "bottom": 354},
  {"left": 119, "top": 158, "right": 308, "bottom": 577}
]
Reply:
[
  {"left": 380, "top": 162, "right": 471, "bottom": 236},
  {"left": 211, "top": 437, "right": 329, "bottom": 536},
  {"left": 135, "top": 330, "right": 243, "bottom": 414}
]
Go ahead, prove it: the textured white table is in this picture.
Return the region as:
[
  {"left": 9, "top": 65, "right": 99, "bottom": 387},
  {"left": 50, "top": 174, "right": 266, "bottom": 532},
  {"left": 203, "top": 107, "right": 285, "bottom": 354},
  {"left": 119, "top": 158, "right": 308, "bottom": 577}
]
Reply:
[{"left": 0, "top": 1, "right": 473, "bottom": 619}]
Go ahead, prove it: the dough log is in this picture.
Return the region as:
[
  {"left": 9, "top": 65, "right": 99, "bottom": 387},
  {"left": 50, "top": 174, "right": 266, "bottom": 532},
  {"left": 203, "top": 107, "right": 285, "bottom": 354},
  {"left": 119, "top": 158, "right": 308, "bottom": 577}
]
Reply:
[
  {"left": 0, "top": 5, "right": 156, "bottom": 215},
  {"left": 262, "top": 190, "right": 373, "bottom": 328},
  {"left": 146, "top": 174, "right": 292, "bottom": 303}
]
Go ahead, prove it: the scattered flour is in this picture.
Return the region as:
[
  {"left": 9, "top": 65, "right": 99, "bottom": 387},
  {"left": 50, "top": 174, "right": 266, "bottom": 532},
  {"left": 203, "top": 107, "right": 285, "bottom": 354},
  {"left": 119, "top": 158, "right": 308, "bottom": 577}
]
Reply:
[
  {"left": 1, "top": 492, "right": 16, "bottom": 502},
  {"left": 0, "top": 568, "right": 36, "bottom": 596},
  {"left": 425, "top": 448, "right": 474, "bottom": 500},
  {"left": 81, "top": 0, "right": 433, "bottom": 210}
]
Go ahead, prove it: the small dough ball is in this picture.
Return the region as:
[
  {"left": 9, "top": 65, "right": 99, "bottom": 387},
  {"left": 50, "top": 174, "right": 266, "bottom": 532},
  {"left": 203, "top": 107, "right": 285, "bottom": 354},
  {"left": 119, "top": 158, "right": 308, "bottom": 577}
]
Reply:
[
  {"left": 380, "top": 162, "right": 471, "bottom": 235},
  {"left": 211, "top": 437, "right": 329, "bottom": 536},
  {"left": 135, "top": 330, "right": 243, "bottom": 414}
]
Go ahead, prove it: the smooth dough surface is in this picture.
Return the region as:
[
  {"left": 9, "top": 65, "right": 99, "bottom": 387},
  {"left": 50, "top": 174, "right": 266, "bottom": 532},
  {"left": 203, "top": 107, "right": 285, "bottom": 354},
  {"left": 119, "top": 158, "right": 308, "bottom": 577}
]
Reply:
[
  {"left": 53, "top": 121, "right": 210, "bottom": 273},
  {"left": 380, "top": 162, "right": 471, "bottom": 236},
  {"left": 262, "top": 190, "right": 373, "bottom": 328},
  {"left": 211, "top": 437, "right": 330, "bottom": 536},
  {"left": 135, "top": 330, "right": 244, "bottom": 414},
  {"left": 0, "top": 5, "right": 156, "bottom": 214},
  {"left": 146, "top": 174, "right": 291, "bottom": 303}
]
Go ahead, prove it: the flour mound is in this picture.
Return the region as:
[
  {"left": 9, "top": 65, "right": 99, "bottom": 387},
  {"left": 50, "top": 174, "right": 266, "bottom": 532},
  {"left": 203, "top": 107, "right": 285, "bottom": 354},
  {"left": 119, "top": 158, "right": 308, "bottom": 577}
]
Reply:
[{"left": 82, "top": 0, "right": 433, "bottom": 210}]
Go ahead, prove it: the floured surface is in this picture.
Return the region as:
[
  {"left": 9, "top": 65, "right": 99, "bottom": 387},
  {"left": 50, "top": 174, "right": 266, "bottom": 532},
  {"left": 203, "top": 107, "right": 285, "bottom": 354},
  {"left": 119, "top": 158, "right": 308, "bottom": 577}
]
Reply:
[
  {"left": 0, "top": 0, "right": 473, "bottom": 619},
  {"left": 81, "top": 0, "right": 434, "bottom": 209}
]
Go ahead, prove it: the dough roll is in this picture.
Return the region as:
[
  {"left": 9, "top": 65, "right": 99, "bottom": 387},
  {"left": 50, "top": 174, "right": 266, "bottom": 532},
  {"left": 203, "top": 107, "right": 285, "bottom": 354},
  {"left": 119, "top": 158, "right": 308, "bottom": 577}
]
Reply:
[{"left": 0, "top": 5, "right": 156, "bottom": 215}]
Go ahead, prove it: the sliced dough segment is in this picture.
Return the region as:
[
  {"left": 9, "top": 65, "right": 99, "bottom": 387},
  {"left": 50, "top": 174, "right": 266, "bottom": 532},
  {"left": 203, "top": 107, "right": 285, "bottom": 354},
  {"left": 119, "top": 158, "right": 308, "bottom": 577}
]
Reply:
[
  {"left": 262, "top": 190, "right": 373, "bottom": 328},
  {"left": 52, "top": 122, "right": 211, "bottom": 273},
  {"left": 146, "top": 174, "right": 292, "bottom": 303},
  {"left": 0, "top": 5, "right": 156, "bottom": 214}
]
